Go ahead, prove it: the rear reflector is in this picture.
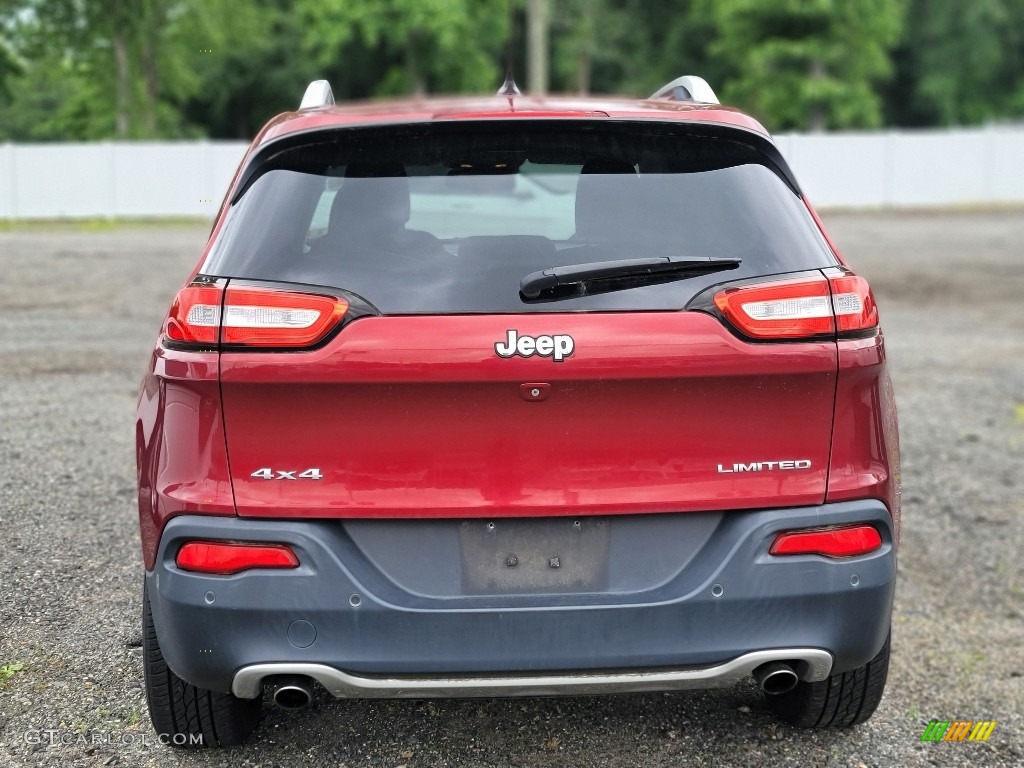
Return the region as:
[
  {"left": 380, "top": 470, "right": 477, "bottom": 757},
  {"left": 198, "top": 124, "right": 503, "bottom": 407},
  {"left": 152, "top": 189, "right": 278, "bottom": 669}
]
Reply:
[
  {"left": 769, "top": 525, "right": 882, "bottom": 558},
  {"left": 176, "top": 541, "right": 300, "bottom": 575},
  {"left": 163, "top": 282, "right": 348, "bottom": 349},
  {"left": 713, "top": 272, "right": 878, "bottom": 340}
]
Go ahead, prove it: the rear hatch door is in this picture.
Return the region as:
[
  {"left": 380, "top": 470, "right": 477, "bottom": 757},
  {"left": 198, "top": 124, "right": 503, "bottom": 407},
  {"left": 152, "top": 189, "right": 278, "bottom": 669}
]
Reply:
[
  {"left": 206, "top": 120, "right": 841, "bottom": 519},
  {"left": 221, "top": 310, "right": 836, "bottom": 518}
]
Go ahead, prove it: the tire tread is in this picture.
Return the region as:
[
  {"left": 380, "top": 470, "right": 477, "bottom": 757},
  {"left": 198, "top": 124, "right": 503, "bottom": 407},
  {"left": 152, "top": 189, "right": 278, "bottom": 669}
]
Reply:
[
  {"left": 768, "top": 632, "right": 890, "bottom": 729},
  {"left": 142, "top": 582, "right": 260, "bottom": 748}
]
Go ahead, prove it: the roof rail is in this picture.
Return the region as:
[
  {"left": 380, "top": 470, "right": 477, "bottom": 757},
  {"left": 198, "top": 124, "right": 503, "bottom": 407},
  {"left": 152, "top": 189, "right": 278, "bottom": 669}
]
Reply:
[
  {"left": 649, "top": 76, "right": 719, "bottom": 105},
  {"left": 299, "top": 80, "right": 335, "bottom": 110}
]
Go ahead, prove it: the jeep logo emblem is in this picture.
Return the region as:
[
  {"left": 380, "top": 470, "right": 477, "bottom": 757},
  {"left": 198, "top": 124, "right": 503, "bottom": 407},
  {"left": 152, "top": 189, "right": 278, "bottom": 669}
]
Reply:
[{"left": 495, "top": 330, "right": 574, "bottom": 362}]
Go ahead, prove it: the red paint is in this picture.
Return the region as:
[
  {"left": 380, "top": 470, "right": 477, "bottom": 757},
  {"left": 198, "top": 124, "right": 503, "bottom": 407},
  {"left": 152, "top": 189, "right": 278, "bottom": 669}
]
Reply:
[
  {"left": 218, "top": 313, "right": 837, "bottom": 519},
  {"left": 137, "top": 93, "right": 900, "bottom": 569},
  {"left": 826, "top": 333, "right": 902, "bottom": 540},
  {"left": 136, "top": 346, "right": 234, "bottom": 569},
  {"left": 254, "top": 96, "right": 771, "bottom": 146}
]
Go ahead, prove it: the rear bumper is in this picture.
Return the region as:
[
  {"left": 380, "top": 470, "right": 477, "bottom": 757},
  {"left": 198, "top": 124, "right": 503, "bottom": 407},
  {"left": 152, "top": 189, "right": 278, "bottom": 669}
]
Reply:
[{"left": 146, "top": 500, "right": 896, "bottom": 697}]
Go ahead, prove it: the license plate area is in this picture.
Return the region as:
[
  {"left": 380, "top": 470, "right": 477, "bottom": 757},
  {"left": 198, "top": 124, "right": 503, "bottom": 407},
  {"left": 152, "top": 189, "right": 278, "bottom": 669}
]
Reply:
[{"left": 459, "top": 518, "right": 610, "bottom": 594}]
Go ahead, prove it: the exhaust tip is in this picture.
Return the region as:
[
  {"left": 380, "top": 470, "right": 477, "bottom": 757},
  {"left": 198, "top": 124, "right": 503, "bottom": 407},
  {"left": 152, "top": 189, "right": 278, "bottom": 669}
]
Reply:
[
  {"left": 272, "top": 677, "right": 314, "bottom": 710},
  {"left": 753, "top": 662, "right": 799, "bottom": 695}
]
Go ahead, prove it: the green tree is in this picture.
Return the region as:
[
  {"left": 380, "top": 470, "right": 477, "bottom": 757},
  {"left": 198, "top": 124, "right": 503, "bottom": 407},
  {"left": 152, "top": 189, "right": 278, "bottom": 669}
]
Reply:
[
  {"left": 1001, "top": 0, "right": 1024, "bottom": 115},
  {"left": 0, "top": 0, "right": 118, "bottom": 140},
  {"left": 884, "top": 0, "right": 1024, "bottom": 125},
  {"left": 0, "top": 0, "right": 195, "bottom": 139},
  {"left": 5, "top": 0, "right": 1024, "bottom": 140},
  {"left": 172, "top": 0, "right": 307, "bottom": 138},
  {"left": 607, "top": 0, "right": 721, "bottom": 97},
  {"left": 296, "top": 0, "right": 508, "bottom": 98},
  {"left": 548, "top": 0, "right": 637, "bottom": 95},
  {"left": 705, "top": 0, "right": 904, "bottom": 131},
  {"left": 0, "top": 0, "right": 22, "bottom": 101}
]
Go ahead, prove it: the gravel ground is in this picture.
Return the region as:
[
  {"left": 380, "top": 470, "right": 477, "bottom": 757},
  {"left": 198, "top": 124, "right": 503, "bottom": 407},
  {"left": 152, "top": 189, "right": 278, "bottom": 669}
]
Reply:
[{"left": 0, "top": 212, "right": 1021, "bottom": 767}]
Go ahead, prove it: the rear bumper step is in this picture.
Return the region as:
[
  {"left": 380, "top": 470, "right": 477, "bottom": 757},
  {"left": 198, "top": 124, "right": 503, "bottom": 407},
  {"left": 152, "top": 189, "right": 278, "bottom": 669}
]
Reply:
[{"left": 232, "top": 650, "right": 833, "bottom": 699}]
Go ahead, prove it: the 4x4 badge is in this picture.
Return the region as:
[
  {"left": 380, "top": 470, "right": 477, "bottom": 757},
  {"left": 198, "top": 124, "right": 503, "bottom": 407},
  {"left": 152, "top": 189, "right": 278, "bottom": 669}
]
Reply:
[{"left": 495, "top": 330, "right": 574, "bottom": 362}]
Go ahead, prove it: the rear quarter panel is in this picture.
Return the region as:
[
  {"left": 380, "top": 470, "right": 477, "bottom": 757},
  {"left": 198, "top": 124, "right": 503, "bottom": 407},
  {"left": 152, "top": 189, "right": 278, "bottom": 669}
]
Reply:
[{"left": 137, "top": 346, "right": 234, "bottom": 569}]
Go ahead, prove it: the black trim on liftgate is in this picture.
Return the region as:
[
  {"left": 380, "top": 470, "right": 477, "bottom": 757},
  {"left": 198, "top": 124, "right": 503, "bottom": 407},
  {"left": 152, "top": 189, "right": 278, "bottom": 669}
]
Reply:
[{"left": 230, "top": 119, "right": 804, "bottom": 204}]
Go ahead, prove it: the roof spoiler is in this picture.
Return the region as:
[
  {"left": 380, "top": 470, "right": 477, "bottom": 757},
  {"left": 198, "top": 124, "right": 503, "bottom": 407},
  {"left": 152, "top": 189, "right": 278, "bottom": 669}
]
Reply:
[
  {"left": 649, "top": 75, "right": 719, "bottom": 105},
  {"left": 299, "top": 80, "right": 335, "bottom": 110}
]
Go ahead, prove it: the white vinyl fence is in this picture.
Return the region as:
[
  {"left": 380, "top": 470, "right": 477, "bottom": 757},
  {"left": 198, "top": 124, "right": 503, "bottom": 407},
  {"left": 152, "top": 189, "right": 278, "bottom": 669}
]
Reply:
[
  {"left": 0, "top": 141, "right": 248, "bottom": 219},
  {"left": 774, "top": 126, "right": 1024, "bottom": 208},
  {"left": 1, "top": 126, "right": 1023, "bottom": 218}
]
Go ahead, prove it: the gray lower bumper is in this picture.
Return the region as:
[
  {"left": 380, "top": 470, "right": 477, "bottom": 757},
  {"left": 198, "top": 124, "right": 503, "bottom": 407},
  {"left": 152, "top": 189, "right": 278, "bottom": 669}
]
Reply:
[
  {"left": 231, "top": 650, "right": 833, "bottom": 699},
  {"left": 146, "top": 500, "right": 896, "bottom": 696}
]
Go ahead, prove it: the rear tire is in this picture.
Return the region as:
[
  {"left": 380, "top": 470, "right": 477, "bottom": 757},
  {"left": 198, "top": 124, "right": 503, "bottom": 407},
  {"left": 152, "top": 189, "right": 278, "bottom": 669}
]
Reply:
[
  {"left": 767, "top": 632, "right": 890, "bottom": 728},
  {"left": 142, "top": 581, "right": 261, "bottom": 747}
]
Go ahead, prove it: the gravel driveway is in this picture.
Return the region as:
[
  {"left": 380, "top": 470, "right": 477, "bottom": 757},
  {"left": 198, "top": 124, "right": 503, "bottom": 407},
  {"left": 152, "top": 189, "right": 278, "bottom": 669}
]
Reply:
[{"left": 0, "top": 212, "right": 1021, "bottom": 767}]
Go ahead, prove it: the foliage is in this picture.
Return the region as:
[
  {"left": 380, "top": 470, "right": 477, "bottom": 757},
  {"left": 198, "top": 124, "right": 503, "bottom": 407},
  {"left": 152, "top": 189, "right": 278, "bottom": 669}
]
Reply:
[
  {"left": 297, "top": 0, "right": 508, "bottom": 97},
  {"left": 704, "top": 0, "right": 905, "bottom": 130},
  {"left": 884, "top": 0, "right": 1024, "bottom": 125},
  {"left": 0, "top": 38, "right": 20, "bottom": 100},
  {"left": 0, "top": 0, "right": 197, "bottom": 139},
  {"left": 172, "top": 0, "right": 307, "bottom": 138},
  {"left": 0, "top": 662, "right": 25, "bottom": 686},
  {"left": 0, "top": 0, "right": 1022, "bottom": 141},
  {"left": 549, "top": 0, "right": 632, "bottom": 94}
]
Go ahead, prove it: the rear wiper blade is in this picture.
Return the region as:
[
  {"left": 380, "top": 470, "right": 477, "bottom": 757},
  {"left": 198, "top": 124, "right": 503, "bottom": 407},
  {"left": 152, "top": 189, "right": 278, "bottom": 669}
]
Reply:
[{"left": 520, "top": 256, "right": 741, "bottom": 301}]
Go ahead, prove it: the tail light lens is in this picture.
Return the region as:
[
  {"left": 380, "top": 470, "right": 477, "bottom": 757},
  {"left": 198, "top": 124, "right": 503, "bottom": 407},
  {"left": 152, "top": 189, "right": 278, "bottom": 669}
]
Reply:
[
  {"left": 163, "top": 282, "right": 349, "bottom": 349},
  {"left": 769, "top": 524, "right": 882, "bottom": 558},
  {"left": 713, "top": 271, "right": 878, "bottom": 340},
  {"left": 714, "top": 276, "right": 833, "bottom": 339},
  {"left": 164, "top": 284, "right": 223, "bottom": 346},
  {"left": 826, "top": 272, "right": 878, "bottom": 333},
  {"left": 220, "top": 286, "right": 348, "bottom": 347},
  {"left": 176, "top": 540, "right": 300, "bottom": 574}
]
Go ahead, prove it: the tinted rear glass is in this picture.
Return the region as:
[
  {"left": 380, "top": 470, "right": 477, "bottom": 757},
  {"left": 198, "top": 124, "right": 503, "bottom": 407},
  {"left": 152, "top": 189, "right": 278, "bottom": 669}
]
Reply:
[{"left": 203, "top": 122, "right": 837, "bottom": 313}]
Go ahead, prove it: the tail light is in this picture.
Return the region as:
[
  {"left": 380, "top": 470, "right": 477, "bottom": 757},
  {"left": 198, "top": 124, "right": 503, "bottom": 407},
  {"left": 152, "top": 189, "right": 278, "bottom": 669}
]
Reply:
[
  {"left": 176, "top": 540, "right": 300, "bottom": 574},
  {"left": 163, "top": 281, "right": 349, "bottom": 349},
  {"left": 825, "top": 271, "right": 878, "bottom": 334},
  {"left": 769, "top": 524, "right": 882, "bottom": 558},
  {"left": 713, "top": 271, "right": 878, "bottom": 340},
  {"left": 164, "top": 284, "right": 223, "bottom": 346},
  {"left": 220, "top": 286, "right": 348, "bottom": 347}
]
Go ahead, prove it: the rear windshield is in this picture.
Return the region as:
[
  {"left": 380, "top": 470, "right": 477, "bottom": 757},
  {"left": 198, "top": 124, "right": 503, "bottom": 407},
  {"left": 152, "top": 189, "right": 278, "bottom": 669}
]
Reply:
[{"left": 203, "top": 123, "right": 837, "bottom": 313}]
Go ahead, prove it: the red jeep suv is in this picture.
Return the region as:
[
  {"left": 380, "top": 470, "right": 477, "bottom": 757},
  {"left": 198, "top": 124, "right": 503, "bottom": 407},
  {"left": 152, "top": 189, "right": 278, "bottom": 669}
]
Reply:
[{"left": 137, "top": 76, "right": 899, "bottom": 746}]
